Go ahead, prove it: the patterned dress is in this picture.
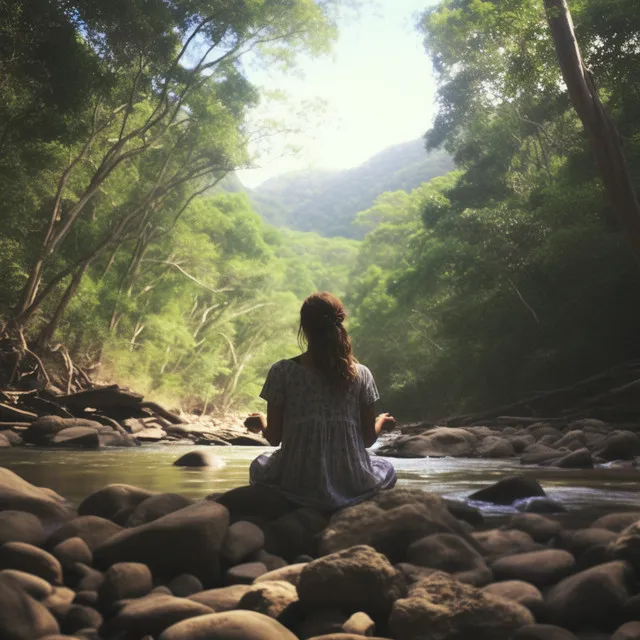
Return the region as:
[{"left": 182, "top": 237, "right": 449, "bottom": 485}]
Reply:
[{"left": 249, "top": 358, "right": 397, "bottom": 510}]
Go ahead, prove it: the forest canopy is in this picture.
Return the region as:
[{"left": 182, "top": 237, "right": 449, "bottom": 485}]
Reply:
[{"left": 2, "top": 0, "right": 640, "bottom": 420}]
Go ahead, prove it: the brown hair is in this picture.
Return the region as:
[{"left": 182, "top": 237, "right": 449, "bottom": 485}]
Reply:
[{"left": 298, "top": 292, "right": 358, "bottom": 389}]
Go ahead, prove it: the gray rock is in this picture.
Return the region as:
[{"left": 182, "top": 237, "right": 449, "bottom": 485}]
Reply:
[
  {"left": 513, "top": 624, "right": 579, "bottom": 640},
  {"left": 47, "top": 516, "right": 123, "bottom": 551},
  {"left": 469, "top": 476, "right": 546, "bottom": 505},
  {"left": 613, "top": 621, "right": 640, "bottom": 640},
  {"left": 592, "top": 512, "right": 640, "bottom": 533},
  {"left": 52, "top": 537, "right": 92, "bottom": 568},
  {"left": 98, "top": 562, "right": 153, "bottom": 606},
  {"left": 222, "top": 521, "right": 265, "bottom": 565},
  {"left": 126, "top": 493, "right": 193, "bottom": 528},
  {"left": 168, "top": 573, "right": 203, "bottom": 598},
  {"left": 78, "top": 484, "right": 156, "bottom": 520},
  {"left": 491, "top": 549, "right": 576, "bottom": 588},
  {"left": 224, "top": 562, "right": 268, "bottom": 585},
  {"left": 506, "top": 513, "right": 562, "bottom": 543},
  {"left": 173, "top": 450, "right": 223, "bottom": 467}
]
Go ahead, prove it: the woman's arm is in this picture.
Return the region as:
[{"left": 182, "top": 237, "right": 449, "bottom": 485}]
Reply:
[
  {"left": 245, "top": 405, "right": 283, "bottom": 446},
  {"left": 360, "top": 404, "right": 395, "bottom": 448}
]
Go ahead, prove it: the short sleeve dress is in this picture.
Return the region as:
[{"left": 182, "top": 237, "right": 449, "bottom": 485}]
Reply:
[{"left": 249, "top": 359, "right": 397, "bottom": 511}]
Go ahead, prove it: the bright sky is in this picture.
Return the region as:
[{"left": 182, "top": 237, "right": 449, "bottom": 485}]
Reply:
[{"left": 237, "top": 0, "right": 440, "bottom": 189}]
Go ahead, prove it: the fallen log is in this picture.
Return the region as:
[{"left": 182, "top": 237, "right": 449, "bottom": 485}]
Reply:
[
  {"left": 140, "top": 401, "right": 185, "bottom": 425},
  {"left": 0, "top": 402, "right": 37, "bottom": 423},
  {"left": 57, "top": 385, "right": 144, "bottom": 411}
]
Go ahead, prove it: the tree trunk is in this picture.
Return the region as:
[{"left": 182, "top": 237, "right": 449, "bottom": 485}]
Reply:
[
  {"left": 543, "top": 0, "right": 640, "bottom": 255},
  {"left": 37, "top": 261, "right": 90, "bottom": 348}
]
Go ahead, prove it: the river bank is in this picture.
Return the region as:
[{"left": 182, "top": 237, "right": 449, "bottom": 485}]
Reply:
[{"left": 1, "top": 465, "right": 640, "bottom": 639}]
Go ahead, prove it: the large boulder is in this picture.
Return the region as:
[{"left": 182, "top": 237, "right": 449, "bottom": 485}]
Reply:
[
  {"left": 553, "top": 448, "right": 594, "bottom": 469},
  {"left": 520, "top": 444, "right": 565, "bottom": 466},
  {"left": 609, "top": 521, "right": 640, "bottom": 572},
  {"left": 50, "top": 427, "right": 101, "bottom": 449},
  {"left": 158, "top": 610, "right": 299, "bottom": 640},
  {"left": 545, "top": 561, "right": 634, "bottom": 630},
  {"left": 481, "top": 580, "right": 543, "bottom": 611},
  {"left": 173, "top": 450, "right": 223, "bottom": 468},
  {"left": 0, "top": 468, "right": 72, "bottom": 521},
  {"left": 213, "top": 485, "right": 295, "bottom": 522},
  {"left": 47, "top": 516, "right": 123, "bottom": 552},
  {"left": 0, "top": 568, "right": 54, "bottom": 599},
  {"left": 222, "top": 521, "right": 265, "bottom": 565},
  {"left": 0, "top": 573, "right": 60, "bottom": 639},
  {"left": 472, "top": 529, "right": 540, "bottom": 560},
  {"left": 490, "top": 549, "right": 576, "bottom": 587},
  {"left": 376, "top": 427, "right": 477, "bottom": 458},
  {"left": 319, "top": 487, "right": 473, "bottom": 562},
  {"left": 126, "top": 493, "right": 193, "bottom": 528},
  {"left": 596, "top": 431, "right": 640, "bottom": 461},
  {"left": 78, "top": 484, "right": 156, "bottom": 521},
  {"left": 0, "top": 510, "right": 46, "bottom": 546},
  {"left": 264, "top": 508, "right": 327, "bottom": 561},
  {"left": 407, "top": 533, "right": 491, "bottom": 585},
  {"left": 23, "top": 416, "right": 103, "bottom": 446},
  {"left": 469, "top": 476, "right": 546, "bottom": 506},
  {"left": 94, "top": 500, "right": 229, "bottom": 585},
  {"left": 0, "top": 541, "right": 63, "bottom": 584},
  {"left": 591, "top": 513, "right": 640, "bottom": 533},
  {"left": 475, "top": 436, "right": 516, "bottom": 459},
  {"left": 388, "top": 571, "right": 534, "bottom": 640},
  {"left": 111, "top": 593, "right": 214, "bottom": 636},
  {"left": 51, "top": 537, "right": 92, "bottom": 568},
  {"left": 98, "top": 562, "right": 153, "bottom": 606},
  {"left": 297, "top": 545, "right": 407, "bottom": 615},
  {"left": 254, "top": 563, "right": 308, "bottom": 587},
  {"left": 557, "top": 528, "right": 617, "bottom": 558}
]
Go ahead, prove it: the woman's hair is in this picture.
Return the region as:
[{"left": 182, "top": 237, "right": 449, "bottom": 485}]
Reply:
[{"left": 299, "top": 292, "right": 358, "bottom": 389}]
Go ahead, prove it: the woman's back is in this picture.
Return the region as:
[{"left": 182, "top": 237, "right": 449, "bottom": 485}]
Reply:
[{"left": 250, "top": 358, "right": 395, "bottom": 510}]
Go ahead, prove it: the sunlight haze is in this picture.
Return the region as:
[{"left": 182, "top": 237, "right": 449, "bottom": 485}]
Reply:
[{"left": 237, "top": 0, "right": 439, "bottom": 189}]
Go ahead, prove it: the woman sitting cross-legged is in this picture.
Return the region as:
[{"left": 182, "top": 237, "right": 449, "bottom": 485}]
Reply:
[{"left": 247, "top": 291, "right": 397, "bottom": 512}]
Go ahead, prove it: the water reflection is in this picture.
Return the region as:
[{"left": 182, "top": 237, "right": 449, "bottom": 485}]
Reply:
[{"left": 1, "top": 446, "right": 639, "bottom": 515}]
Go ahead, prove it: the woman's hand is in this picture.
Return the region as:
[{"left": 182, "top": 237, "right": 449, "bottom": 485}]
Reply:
[
  {"left": 244, "top": 412, "right": 267, "bottom": 433},
  {"left": 376, "top": 412, "right": 396, "bottom": 433}
]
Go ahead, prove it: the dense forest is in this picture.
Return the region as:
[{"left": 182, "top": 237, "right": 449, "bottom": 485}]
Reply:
[{"left": 2, "top": 0, "right": 640, "bottom": 420}]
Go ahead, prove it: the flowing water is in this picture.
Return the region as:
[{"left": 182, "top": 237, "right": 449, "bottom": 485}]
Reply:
[{"left": 1, "top": 444, "right": 639, "bottom": 520}]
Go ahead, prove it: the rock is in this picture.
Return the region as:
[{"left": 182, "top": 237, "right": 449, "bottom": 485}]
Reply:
[
  {"left": 546, "top": 561, "right": 633, "bottom": 630},
  {"left": 596, "top": 431, "right": 640, "bottom": 461},
  {"left": 78, "top": 484, "right": 156, "bottom": 521},
  {"left": 173, "top": 450, "right": 223, "bottom": 467},
  {"left": 228, "top": 434, "right": 270, "bottom": 446},
  {"left": 388, "top": 570, "right": 534, "bottom": 640},
  {"left": 319, "top": 487, "right": 473, "bottom": 563},
  {"left": 508, "top": 435, "right": 537, "bottom": 453},
  {"left": 407, "top": 533, "right": 491, "bottom": 585},
  {"left": 265, "top": 508, "right": 327, "bottom": 561},
  {"left": 0, "top": 568, "right": 54, "bottom": 599},
  {"left": 0, "top": 433, "right": 11, "bottom": 447},
  {"left": 514, "top": 496, "right": 567, "bottom": 514},
  {"left": 592, "top": 512, "right": 640, "bottom": 533},
  {"left": 506, "top": 513, "right": 562, "bottom": 543},
  {"left": 613, "top": 622, "right": 640, "bottom": 640},
  {"left": 395, "top": 562, "right": 440, "bottom": 584},
  {"left": 112, "top": 594, "right": 214, "bottom": 637},
  {"left": 47, "top": 516, "right": 123, "bottom": 552},
  {"left": 513, "top": 624, "right": 579, "bottom": 639},
  {"left": 0, "top": 573, "right": 60, "bottom": 639},
  {"left": 520, "top": 443, "right": 565, "bottom": 465},
  {"left": 476, "top": 436, "right": 516, "bottom": 458},
  {"left": 52, "top": 537, "right": 92, "bottom": 568},
  {"left": 254, "top": 562, "right": 307, "bottom": 587},
  {"left": 555, "top": 430, "right": 589, "bottom": 449},
  {"left": 0, "top": 468, "right": 72, "bottom": 521},
  {"left": 126, "top": 493, "right": 193, "bottom": 528},
  {"left": 43, "top": 586, "right": 75, "bottom": 617},
  {"left": 469, "top": 476, "right": 546, "bottom": 505},
  {"left": 189, "top": 584, "right": 251, "bottom": 611},
  {"left": 74, "top": 591, "right": 98, "bottom": 607},
  {"left": 98, "top": 562, "right": 153, "bottom": 606},
  {"left": 443, "top": 500, "right": 484, "bottom": 526},
  {"left": 609, "top": 521, "right": 640, "bottom": 571},
  {"left": 526, "top": 422, "right": 562, "bottom": 439},
  {"left": 70, "top": 564, "right": 104, "bottom": 592},
  {"left": 158, "top": 610, "right": 298, "bottom": 640},
  {"left": 554, "top": 448, "right": 594, "bottom": 469},
  {"left": 0, "top": 541, "right": 63, "bottom": 584},
  {"left": 249, "top": 549, "right": 287, "bottom": 571},
  {"left": 23, "top": 417, "right": 103, "bottom": 446},
  {"left": 135, "top": 427, "right": 167, "bottom": 442},
  {"left": 224, "top": 562, "right": 268, "bottom": 585},
  {"left": 60, "top": 605, "right": 102, "bottom": 634},
  {"left": 557, "top": 528, "right": 617, "bottom": 557},
  {"left": 481, "top": 580, "right": 543, "bottom": 610},
  {"left": 237, "top": 580, "right": 298, "bottom": 619},
  {"left": 306, "top": 636, "right": 388, "bottom": 640},
  {"left": 343, "top": 611, "right": 376, "bottom": 635},
  {"left": 473, "top": 529, "right": 540, "bottom": 559},
  {"left": 2, "top": 430, "right": 22, "bottom": 446},
  {"left": 214, "top": 485, "right": 294, "bottom": 522},
  {"left": 0, "top": 510, "right": 46, "bottom": 546},
  {"left": 222, "top": 521, "right": 265, "bottom": 565},
  {"left": 297, "top": 545, "right": 406, "bottom": 615},
  {"left": 168, "top": 573, "right": 203, "bottom": 597},
  {"left": 295, "top": 607, "right": 348, "bottom": 638},
  {"left": 491, "top": 549, "right": 576, "bottom": 587},
  {"left": 94, "top": 500, "right": 229, "bottom": 585},
  {"left": 50, "top": 427, "right": 100, "bottom": 449},
  {"left": 376, "top": 427, "right": 477, "bottom": 458}
]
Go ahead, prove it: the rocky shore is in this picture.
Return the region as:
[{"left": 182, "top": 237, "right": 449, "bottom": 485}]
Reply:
[{"left": 0, "top": 467, "right": 639, "bottom": 640}]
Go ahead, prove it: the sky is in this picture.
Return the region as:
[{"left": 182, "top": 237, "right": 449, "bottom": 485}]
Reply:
[{"left": 236, "top": 0, "right": 440, "bottom": 189}]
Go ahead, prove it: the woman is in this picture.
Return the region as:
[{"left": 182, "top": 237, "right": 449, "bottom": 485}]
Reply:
[{"left": 248, "top": 291, "right": 397, "bottom": 511}]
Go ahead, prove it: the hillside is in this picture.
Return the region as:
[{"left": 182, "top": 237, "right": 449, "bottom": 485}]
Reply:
[{"left": 247, "top": 139, "right": 453, "bottom": 238}]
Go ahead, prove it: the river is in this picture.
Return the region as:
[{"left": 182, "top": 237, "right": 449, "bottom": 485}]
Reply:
[{"left": 1, "top": 445, "right": 639, "bottom": 520}]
